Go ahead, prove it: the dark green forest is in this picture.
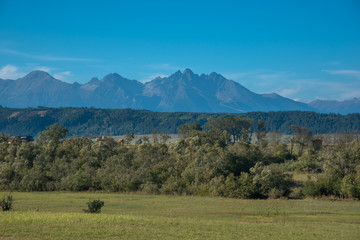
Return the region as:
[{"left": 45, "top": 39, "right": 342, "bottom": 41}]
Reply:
[
  {"left": 0, "top": 106, "right": 359, "bottom": 137},
  {"left": 0, "top": 120, "right": 359, "bottom": 199}
]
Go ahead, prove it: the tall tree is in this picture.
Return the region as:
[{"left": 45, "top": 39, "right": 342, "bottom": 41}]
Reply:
[
  {"left": 177, "top": 123, "right": 202, "bottom": 137},
  {"left": 208, "top": 117, "right": 253, "bottom": 144},
  {"left": 256, "top": 120, "right": 267, "bottom": 148},
  {"left": 38, "top": 124, "right": 68, "bottom": 143},
  {"left": 290, "top": 125, "right": 313, "bottom": 156}
]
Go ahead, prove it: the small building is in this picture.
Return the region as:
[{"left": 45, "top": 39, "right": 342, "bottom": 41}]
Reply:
[{"left": 9, "top": 136, "right": 34, "bottom": 143}]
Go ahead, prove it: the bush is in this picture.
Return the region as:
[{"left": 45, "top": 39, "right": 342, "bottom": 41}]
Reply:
[
  {"left": 303, "top": 175, "right": 342, "bottom": 198},
  {"left": 293, "top": 153, "right": 320, "bottom": 173},
  {"left": 83, "top": 199, "right": 104, "bottom": 213},
  {"left": 0, "top": 194, "right": 13, "bottom": 211},
  {"left": 341, "top": 173, "right": 360, "bottom": 199},
  {"left": 289, "top": 187, "right": 304, "bottom": 199},
  {"left": 250, "top": 163, "right": 294, "bottom": 198},
  {"left": 237, "top": 172, "right": 260, "bottom": 199},
  {"left": 303, "top": 180, "right": 321, "bottom": 197}
]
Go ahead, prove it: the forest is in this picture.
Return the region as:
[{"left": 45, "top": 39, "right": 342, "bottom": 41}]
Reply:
[
  {"left": 0, "top": 117, "right": 359, "bottom": 199},
  {"left": 0, "top": 106, "right": 360, "bottom": 137}
]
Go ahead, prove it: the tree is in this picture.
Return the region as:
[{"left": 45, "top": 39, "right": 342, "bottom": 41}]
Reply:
[
  {"left": 124, "top": 132, "right": 135, "bottom": 144},
  {"left": 0, "top": 133, "right": 10, "bottom": 143},
  {"left": 256, "top": 120, "right": 267, "bottom": 148},
  {"left": 268, "top": 130, "right": 282, "bottom": 146},
  {"left": 322, "top": 140, "right": 359, "bottom": 178},
  {"left": 250, "top": 163, "right": 294, "bottom": 198},
  {"left": 208, "top": 117, "right": 253, "bottom": 144},
  {"left": 177, "top": 123, "right": 202, "bottom": 137},
  {"left": 290, "top": 125, "right": 313, "bottom": 156},
  {"left": 160, "top": 133, "right": 171, "bottom": 143},
  {"left": 152, "top": 129, "right": 159, "bottom": 143},
  {"left": 38, "top": 124, "right": 68, "bottom": 143}
]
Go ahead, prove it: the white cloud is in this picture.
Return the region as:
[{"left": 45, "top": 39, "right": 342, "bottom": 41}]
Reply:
[
  {"left": 54, "top": 71, "right": 72, "bottom": 81},
  {"left": 323, "top": 69, "right": 360, "bottom": 78},
  {"left": 33, "top": 66, "right": 52, "bottom": 72},
  {"left": 223, "top": 72, "right": 250, "bottom": 80},
  {"left": 140, "top": 73, "right": 168, "bottom": 83},
  {"left": 227, "top": 69, "right": 360, "bottom": 101},
  {"left": 0, "top": 64, "right": 26, "bottom": 79},
  {"left": 277, "top": 88, "right": 299, "bottom": 97}
]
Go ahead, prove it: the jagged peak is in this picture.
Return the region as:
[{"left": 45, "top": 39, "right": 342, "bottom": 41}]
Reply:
[
  {"left": 209, "top": 71, "right": 225, "bottom": 79},
  {"left": 183, "top": 68, "right": 194, "bottom": 75},
  {"left": 174, "top": 70, "right": 182, "bottom": 75},
  {"left": 88, "top": 77, "right": 100, "bottom": 84}
]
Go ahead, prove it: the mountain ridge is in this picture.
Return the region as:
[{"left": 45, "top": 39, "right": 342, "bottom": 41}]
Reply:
[
  {"left": 308, "top": 98, "right": 360, "bottom": 114},
  {"left": 0, "top": 69, "right": 358, "bottom": 113}
]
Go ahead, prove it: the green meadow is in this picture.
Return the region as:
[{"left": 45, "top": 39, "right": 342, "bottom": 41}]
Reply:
[{"left": 1, "top": 192, "right": 359, "bottom": 239}]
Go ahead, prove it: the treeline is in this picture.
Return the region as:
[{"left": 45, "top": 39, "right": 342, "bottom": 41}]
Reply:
[
  {"left": 0, "top": 119, "right": 359, "bottom": 199},
  {"left": 0, "top": 106, "right": 359, "bottom": 137}
]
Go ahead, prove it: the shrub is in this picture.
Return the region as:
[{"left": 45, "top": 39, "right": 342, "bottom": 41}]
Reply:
[
  {"left": 83, "top": 199, "right": 104, "bottom": 213},
  {"left": 303, "top": 175, "right": 342, "bottom": 198},
  {"left": 341, "top": 173, "right": 360, "bottom": 199},
  {"left": 0, "top": 194, "right": 13, "bottom": 211},
  {"left": 289, "top": 187, "right": 304, "bottom": 199},
  {"left": 141, "top": 182, "right": 159, "bottom": 194},
  {"left": 250, "top": 163, "right": 294, "bottom": 198},
  {"left": 293, "top": 153, "right": 320, "bottom": 173},
  {"left": 237, "top": 172, "right": 260, "bottom": 199},
  {"left": 303, "top": 180, "right": 321, "bottom": 197}
]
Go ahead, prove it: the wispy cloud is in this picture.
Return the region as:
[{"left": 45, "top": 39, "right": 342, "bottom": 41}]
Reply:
[
  {"left": 341, "top": 89, "right": 360, "bottom": 99},
  {"left": 328, "top": 61, "right": 341, "bottom": 66},
  {"left": 140, "top": 63, "right": 182, "bottom": 83},
  {"left": 223, "top": 69, "right": 360, "bottom": 101},
  {"left": 54, "top": 71, "right": 72, "bottom": 81},
  {"left": 0, "top": 64, "right": 26, "bottom": 79},
  {"left": 323, "top": 69, "right": 360, "bottom": 78},
  {"left": 140, "top": 73, "right": 168, "bottom": 83},
  {"left": 223, "top": 72, "right": 251, "bottom": 80},
  {"left": 33, "top": 66, "right": 53, "bottom": 72},
  {"left": 277, "top": 88, "right": 299, "bottom": 97},
  {"left": 0, "top": 64, "right": 72, "bottom": 82},
  {"left": 1, "top": 48, "right": 99, "bottom": 62}
]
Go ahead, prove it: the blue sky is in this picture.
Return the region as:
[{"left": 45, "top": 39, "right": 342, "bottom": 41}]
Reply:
[{"left": 0, "top": 0, "right": 359, "bottom": 102}]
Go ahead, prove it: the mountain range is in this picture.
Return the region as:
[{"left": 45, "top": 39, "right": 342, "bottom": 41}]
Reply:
[{"left": 0, "top": 69, "right": 359, "bottom": 114}]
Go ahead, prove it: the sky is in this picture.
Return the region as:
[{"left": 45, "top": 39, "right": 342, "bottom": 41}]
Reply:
[{"left": 0, "top": 0, "right": 359, "bottom": 102}]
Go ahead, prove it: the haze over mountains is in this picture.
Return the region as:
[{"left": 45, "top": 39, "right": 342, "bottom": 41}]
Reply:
[{"left": 0, "top": 69, "right": 358, "bottom": 114}]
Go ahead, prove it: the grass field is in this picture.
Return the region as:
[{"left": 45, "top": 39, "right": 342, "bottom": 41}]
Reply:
[{"left": 0, "top": 192, "right": 359, "bottom": 239}]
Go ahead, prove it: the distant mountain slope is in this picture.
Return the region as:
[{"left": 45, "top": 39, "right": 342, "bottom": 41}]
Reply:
[
  {"left": 0, "top": 69, "right": 319, "bottom": 113},
  {"left": 309, "top": 98, "right": 360, "bottom": 114},
  {"left": 0, "top": 71, "right": 82, "bottom": 107},
  {"left": 142, "top": 69, "right": 313, "bottom": 112},
  {"left": 79, "top": 73, "right": 145, "bottom": 108}
]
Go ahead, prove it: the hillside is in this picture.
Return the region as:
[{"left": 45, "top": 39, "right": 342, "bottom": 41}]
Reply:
[{"left": 1, "top": 107, "right": 359, "bottom": 137}]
